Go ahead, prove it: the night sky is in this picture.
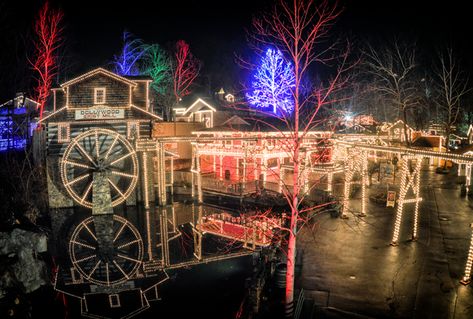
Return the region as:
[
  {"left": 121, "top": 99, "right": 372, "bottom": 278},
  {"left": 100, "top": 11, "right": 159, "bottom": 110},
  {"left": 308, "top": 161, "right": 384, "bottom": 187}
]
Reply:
[{"left": 1, "top": 0, "right": 472, "bottom": 98}]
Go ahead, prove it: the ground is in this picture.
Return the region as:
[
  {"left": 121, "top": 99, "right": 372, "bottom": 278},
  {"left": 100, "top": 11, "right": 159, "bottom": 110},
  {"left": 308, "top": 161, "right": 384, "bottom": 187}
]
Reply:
[{"left": 297, "top": 165, "right": 473, "bottom": 318}]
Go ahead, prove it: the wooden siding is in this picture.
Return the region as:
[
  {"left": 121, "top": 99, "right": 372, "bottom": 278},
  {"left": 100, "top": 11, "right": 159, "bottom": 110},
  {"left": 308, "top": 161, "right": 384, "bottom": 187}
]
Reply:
[
  {"left": 68, "top": 73, "right": 130, "bottom": 108},
  {"left": 55, "top": 90, "right": 65, "bottom": 111},
  {"left": 132, "top": 81, "right": 147, "bottom": 109},
  {"left": 46, "top": 121, "right": 153, "bottom": 156}
]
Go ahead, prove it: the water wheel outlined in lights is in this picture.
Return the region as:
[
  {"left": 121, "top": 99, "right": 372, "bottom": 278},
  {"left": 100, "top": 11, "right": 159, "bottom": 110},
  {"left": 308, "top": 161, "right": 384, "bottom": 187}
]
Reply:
[
  {"left": 69, "top": 215, "right": 144, "bottom": 286},
  {"left": 60, "top": 128, "right": 138, "bottom": 208}
]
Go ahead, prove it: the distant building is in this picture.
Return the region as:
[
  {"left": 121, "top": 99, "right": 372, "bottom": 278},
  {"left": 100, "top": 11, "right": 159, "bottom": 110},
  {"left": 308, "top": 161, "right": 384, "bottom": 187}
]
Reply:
[
  {"left": 467, "top": 124, "right": 473, "bottom": 144},
  {"left": 379, "top": 120, "right": 414, "bottom": 143},
  {"left": 411, "top": 134, "right": 446, "bottom": 166}
]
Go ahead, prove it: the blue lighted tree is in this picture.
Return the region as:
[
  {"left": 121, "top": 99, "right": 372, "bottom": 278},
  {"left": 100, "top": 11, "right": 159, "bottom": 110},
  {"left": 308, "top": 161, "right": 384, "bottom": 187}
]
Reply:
[
  {"left": 112, "top": 31, "right": 147, "bottom": 76},
  {"left": 246, "top": 48, "right": 295, "bottom": 115}
]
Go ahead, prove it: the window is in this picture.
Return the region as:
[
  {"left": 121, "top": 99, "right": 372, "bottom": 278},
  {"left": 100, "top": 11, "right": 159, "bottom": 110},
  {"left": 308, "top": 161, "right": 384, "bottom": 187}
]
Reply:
[
  {"left": 127, "top": 121, "right": 140, "bottom": 139},
  {"left": 94, "top": 88, "right": 106, "bottom": 104},
  {"left": 109, "top": 294, "right": 121, "bottom": 308},
  {"left": 57, "top": 123, "right": 70, "bottom": 143}
]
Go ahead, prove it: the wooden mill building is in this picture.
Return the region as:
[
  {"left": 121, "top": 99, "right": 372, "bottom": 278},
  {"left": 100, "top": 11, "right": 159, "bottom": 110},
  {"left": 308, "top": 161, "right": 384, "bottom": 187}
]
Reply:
[{"left": 40, "top": 67, "right": 162, "bottom": 209}]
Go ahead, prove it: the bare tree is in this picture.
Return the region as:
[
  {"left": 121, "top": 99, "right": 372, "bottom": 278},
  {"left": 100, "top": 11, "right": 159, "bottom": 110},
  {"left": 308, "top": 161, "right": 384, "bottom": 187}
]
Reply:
[
  {"left": 362, "top": 40, "right": 420, "bottom": 144},
  {"left": 432, "top": 47, "right": 470, "bottom": 151},
  {"left": 172, "top": 40, "right": 201, "bottom": 102},
  {"left": 246, "top": 0, "right": 351, "bottom": 314},
  {"left": 30, "top": 1, "right": 64, "bottom": 121}
]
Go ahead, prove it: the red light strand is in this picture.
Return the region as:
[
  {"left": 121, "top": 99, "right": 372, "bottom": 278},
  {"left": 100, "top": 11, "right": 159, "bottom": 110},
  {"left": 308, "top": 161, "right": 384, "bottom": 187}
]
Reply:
[{"left": 31, "top": 1, "right": 64, "bottom": 121}]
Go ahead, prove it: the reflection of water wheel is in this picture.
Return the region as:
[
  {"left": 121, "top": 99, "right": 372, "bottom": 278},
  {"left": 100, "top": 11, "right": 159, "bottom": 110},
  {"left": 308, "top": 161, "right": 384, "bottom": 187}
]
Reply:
[
  {"left": 60, "top": 128, "right": 138, "bottom": 208},
  {"left": 69, "top": 215, "right": 143, "bottom": 286}
]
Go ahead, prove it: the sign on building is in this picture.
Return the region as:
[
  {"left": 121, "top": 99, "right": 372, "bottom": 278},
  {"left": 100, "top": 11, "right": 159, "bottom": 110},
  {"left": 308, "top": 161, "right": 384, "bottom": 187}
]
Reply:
[{"left": 75, "top": 107, "right": 124, "bottom": 120}]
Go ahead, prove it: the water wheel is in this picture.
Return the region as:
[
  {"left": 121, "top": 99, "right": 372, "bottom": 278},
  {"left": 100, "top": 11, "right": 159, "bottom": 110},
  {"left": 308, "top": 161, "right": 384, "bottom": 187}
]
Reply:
[
  {"left": 60, "top": 128, "right": 138, "bottom": 208},
  {"left": 69, "top": 215, "right": 144, "bottom": 285}
]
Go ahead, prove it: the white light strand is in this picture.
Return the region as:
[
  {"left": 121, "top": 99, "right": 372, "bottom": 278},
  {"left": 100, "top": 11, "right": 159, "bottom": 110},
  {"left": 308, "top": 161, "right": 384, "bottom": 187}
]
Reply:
[
  {"left": 412, "top": 159, "right": 422, "bottom": 240},
  {"left": 461, "top": 224, "right": 473, "bottom": 285},
  {"left": 391, "top": 157, "right": 409, "bottom": 245}
]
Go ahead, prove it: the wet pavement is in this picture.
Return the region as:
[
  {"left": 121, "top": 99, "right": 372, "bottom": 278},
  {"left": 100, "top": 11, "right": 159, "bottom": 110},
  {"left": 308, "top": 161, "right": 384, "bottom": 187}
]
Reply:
[{"left": 297, "top": 166, "right": 473, "bottom": 318}]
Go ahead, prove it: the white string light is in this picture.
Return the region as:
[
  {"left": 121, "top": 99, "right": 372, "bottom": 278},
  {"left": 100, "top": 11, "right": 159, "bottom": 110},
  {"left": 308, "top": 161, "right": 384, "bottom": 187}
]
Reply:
[{"left": 461, "top": 223, "right": 473, "bottom": 285}]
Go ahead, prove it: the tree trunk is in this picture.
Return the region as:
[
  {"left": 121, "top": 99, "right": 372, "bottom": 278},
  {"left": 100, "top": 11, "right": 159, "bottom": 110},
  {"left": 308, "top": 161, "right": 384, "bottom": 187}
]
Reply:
[{"left": 286, "top": 86, "right": 300, "bottom": 317}]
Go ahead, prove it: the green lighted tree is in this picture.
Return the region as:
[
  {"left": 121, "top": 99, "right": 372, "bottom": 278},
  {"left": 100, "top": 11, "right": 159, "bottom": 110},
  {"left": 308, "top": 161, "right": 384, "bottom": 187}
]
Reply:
[
  {"left": 143, "top": 44, "right": 172, "bottom": 95},
  {"left": 142, "top": 44, "right": 173, "bottom": 117}
]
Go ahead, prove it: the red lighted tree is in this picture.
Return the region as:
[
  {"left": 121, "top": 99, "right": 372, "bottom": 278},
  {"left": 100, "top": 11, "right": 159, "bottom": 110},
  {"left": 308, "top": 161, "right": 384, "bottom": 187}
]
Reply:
[
  {"left": 172, "top": 40, "right": 201, "bottom": 104},
  {"left": 30, "top": 1, "right": 64, "bottom": 121},
  {"left": 247, "top": 0, "right": 351, "bottom": 315}
]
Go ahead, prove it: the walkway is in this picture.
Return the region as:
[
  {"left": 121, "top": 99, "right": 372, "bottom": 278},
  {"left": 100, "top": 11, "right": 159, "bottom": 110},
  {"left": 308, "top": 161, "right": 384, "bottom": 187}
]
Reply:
[{"left": 297, "top": 167, "right": 473, "bottom": 318}]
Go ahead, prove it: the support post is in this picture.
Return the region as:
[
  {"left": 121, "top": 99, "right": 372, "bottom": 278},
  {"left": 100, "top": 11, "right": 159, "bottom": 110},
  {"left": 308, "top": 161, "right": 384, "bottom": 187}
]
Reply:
[
  {"left": 461, "top": 223, "right": 473, "bottom": 285},
  {"left": 391, "top": 157, "right": 409, "bottom": 246},
  {"left": 197, "top": 151, "right": 202, "bottom": 203},
  {"left": 142, "top": 152, "right": 149, "bottom": 209},
  {"left": 341, "top": 155, "right": 354, "bottom": 219},
  {"left": 193, "top": 205, "right": 202, "bottom": 260},
  {"left": 360, "top": 151, "right": 368, "bottom": 217},
  {"left": 412, "top": 159, "right": 422, "bottom": 240},
  {"left": 159, "top": 210, "right": 170, "bottom": 266},
  {"left": 466, "top": 164, "right": 472, "bottom": 193}
]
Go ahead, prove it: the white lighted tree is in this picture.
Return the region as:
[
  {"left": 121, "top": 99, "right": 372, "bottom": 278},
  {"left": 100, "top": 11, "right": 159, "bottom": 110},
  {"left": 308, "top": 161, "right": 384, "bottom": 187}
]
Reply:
[{"left": 246, "top": 48, "right": 295, "bottom": 115}]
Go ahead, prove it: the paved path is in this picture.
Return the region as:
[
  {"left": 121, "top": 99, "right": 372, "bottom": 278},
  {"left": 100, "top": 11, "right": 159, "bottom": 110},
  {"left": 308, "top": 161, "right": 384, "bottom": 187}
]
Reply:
[{"left": 297, "top": 167, "right": 473, "bottom": 318}]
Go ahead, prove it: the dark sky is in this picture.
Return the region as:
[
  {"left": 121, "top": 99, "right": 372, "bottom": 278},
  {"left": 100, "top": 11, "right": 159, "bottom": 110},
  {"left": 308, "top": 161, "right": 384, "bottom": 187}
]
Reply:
[
  {"left": 1, "top": 0, "right": 472, "bottom": 97},
  {"left": 58, "top": 0, "right": 471, "bottom": 65}
]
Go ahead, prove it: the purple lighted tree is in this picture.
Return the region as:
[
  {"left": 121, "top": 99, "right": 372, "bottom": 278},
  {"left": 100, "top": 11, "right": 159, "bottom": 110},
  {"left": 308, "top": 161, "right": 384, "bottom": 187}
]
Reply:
[
  {"left": 112, "top": 31, "right": 146, "bottom": 76},
  {"left": 246, "top": 48, "right": 295, "bottom": 115}
]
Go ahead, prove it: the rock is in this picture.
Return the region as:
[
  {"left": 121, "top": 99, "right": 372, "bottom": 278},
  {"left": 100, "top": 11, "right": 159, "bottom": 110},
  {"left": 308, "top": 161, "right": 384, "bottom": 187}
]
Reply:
[{"left": 0, "top": 228, "right": 49, "bottom": 298}]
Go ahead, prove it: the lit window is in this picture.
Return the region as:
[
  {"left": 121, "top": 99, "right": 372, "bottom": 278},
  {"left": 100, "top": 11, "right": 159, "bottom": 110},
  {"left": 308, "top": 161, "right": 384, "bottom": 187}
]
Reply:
[
  {"left": 58, "top": 123, "right": 70, "bottom": 143},
  {"left": 94, "top": 88, "right": 106, "bottom": 104}
]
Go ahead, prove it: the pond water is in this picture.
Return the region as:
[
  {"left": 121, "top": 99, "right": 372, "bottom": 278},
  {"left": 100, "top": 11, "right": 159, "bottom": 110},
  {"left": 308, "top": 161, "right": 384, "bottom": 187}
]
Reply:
[{"left": 35, "top": 199, "right": 258, "bottom": 319}]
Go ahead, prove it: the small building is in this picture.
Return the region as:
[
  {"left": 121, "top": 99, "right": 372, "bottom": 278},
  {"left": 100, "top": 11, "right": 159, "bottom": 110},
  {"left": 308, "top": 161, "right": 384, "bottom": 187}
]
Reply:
[
  {"left": 467, "top": 124, "right": 473, "bottom": 145},
  {"left": 427, "top": 122, "right": 456, "bottom": 136},
  {"left": 193, "top": 115, "right": 333, "bottom": 197},
  {"left": 173, "top": 97, "right": 216, "bottom": 128},
  {"left": 0, "top": 93, "right": 39, "bottom": 151},
  {"left": 411, "top": 134, "right": 446, "bottom": 166},
  {"left": 379, "top": 120, "right": 415, "bottom": 143}
]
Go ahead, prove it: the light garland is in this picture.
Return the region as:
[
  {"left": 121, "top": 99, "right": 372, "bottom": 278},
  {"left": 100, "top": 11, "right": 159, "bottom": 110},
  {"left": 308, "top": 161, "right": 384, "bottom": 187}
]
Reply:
[
  {"left": 391, "top": 157, "right": 422, "bottom": 245},
  {"left": 60, "top": 67, "right": 137, "bottom": 88},
  {"left": 143, "top": 152, "right": 149, "bottom": 209},
  {"left": 341, "top": 148, "right": 366, "bottom": 218},
  {"left": 60, "top": 128, "right": 138, "bottom": 209},
  {"left": 461, "top": 223, "right": 473, "bottom": 285}
]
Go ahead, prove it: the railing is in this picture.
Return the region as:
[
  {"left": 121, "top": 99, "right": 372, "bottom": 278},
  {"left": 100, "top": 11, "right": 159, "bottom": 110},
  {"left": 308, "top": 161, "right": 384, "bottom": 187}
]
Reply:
[{"left": 201, "top": 177, "right": 258, "bottom": 196}]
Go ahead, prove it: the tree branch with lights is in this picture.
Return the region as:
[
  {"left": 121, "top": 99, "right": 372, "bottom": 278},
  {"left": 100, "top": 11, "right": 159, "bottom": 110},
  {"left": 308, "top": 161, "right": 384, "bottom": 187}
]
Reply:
[
  {"left": 243, "top": 0, "right": 353, "bottom": 314},
  {"left": 30, "top": 1, "right": 64, "bottom": 121}
]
